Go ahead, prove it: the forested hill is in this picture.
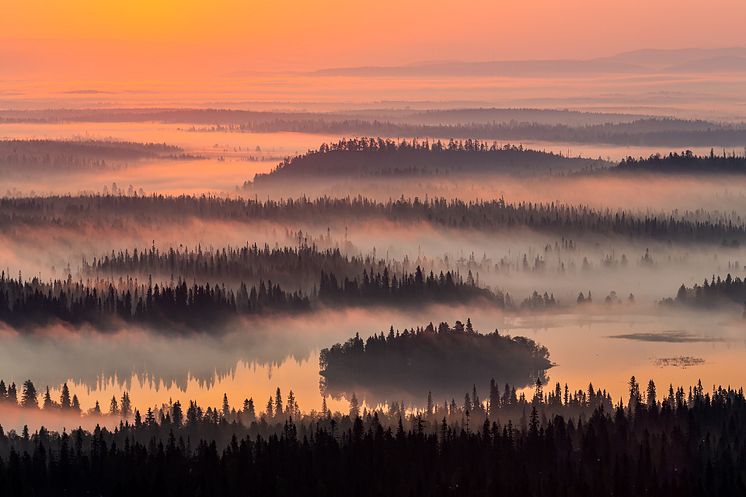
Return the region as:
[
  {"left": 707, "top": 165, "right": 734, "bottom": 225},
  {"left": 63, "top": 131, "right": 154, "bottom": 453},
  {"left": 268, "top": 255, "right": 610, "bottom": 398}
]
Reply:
[
  {"left": 251, "top": 140, "right": 746, "bottom": 187},
  {"left": 252, "top": 138, "right": 609, "bottom": 184}
]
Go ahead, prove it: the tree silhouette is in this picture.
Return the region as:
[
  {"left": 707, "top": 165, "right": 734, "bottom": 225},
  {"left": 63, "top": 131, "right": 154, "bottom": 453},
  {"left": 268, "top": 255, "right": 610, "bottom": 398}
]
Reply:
[
  {"left": 20, "top": 380, "right": 37, "bottom": 409},
  {"left": 0, "top": 377, "right": 743, "bottom": 496},
  {"left": 60, "top": 383, "right": 71, "bottom": 410}
]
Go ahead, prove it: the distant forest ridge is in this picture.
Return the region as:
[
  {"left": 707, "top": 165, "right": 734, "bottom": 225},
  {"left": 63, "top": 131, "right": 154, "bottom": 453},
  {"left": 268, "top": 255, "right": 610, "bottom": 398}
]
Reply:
[
  {"left": 252, "top": 138, "right": 609, "bottom": 183},
  {"left": 616, "top": 149, "right": 746, "bottom": 174},
  {"left": 6, "top": 107, "right": 746, "bottom": 148},
  {"left": 0, "top": 139, "right": 181, "bottom": 159},
  {"left": 250, "top": 139, "right": 746, "bottom": 183},
  {"left": 5, "top": 103, "right": 746, "bottom": 146},
  {"left": 0, "top": 107, "right": 647, "bottom": 126},
  {"left": 202, "top": 118, "right": 746, "bottom": 148},
  {"left": 312, "top": 47, "right": 746, "bottom": 77},
  {"left": 1, "top": 195, "right": 744, "bottom": 243},
  {"left": 0, "top": 139, "right": 186, "bottom": 171}
]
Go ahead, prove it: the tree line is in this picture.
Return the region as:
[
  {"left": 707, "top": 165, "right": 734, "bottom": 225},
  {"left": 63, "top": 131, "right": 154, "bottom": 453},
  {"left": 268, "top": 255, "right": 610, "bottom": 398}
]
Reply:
[
  {"left": 197, "top": 117, "right": 746, "bottom": 148},
  {"left": 318, "top": 267, "right": 501, "bottom": 305},
  {"left": 0, "top": 139, "right": 182, "bottom": 171},
  {"left": 2, "top": 195, "right": 743, "bottom": 244},
  {"left": 0, "top": 377, "right": 743, "bottom": 495},
  {"left": 83, "top": 242, "right": 493, "bottom": 295},
  {"left": 0, "top": 380, "right": 84, "bottom": 413},
  {"left": 0, "top": 374, "right": 615, "bottom": 429},
  {"left": 617, "top": 149, "right": 746, "bottom": 174},
  {"left": 0, "top": 272, "right": 309, "bottom": 329},
  {"left": 82, "top": 242, "right": 372, "bottom": 291},
  {"left": 0, "top": 269, "right": 520, "bottom": 330},
  {"left": 80, "top": 242, "right": 656, "bottom": 309},
  {"left": 0, "top": 374, "right": 726, "bottom": 438},
  {"left": 672, "top": 273, "right": 746, "bottom": 312}
]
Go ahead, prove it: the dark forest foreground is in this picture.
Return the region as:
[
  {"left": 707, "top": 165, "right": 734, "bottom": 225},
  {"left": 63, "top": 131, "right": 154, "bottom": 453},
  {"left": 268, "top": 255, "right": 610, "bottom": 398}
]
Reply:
[{"left": 0, "top": 379, "right": 744, "bottom": 496}]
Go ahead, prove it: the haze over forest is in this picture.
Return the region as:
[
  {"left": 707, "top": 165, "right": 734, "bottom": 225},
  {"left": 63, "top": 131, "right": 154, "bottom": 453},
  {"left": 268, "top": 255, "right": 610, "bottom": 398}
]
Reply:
[{"left": 1, "top": 1, "right": 746, "bottom": 495}]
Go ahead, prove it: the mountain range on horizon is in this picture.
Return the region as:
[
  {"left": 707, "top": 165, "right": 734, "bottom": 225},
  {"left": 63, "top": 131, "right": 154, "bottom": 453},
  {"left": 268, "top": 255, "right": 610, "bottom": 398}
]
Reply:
[{"left": 311, "top": 46, "right": 746, "bottom": 77}]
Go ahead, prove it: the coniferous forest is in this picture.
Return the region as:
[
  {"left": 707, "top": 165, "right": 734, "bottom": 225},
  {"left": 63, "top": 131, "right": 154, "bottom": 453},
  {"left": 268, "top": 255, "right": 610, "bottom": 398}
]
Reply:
[
  {"left": 1, "top": 140, "right": 745, "bottom": 495},
  {"left": 671, "top": 273, "right": 746, "bottom": 310},
  {"left": 0, "top": 377, "right": 744, "bottom": 496},
  {"left": 320, "top": 320, "right": 551, "bottom": 402},
  {"left": 4, "top": 8, "right": 746, "bottom": 494},
  {"left": 1, "top": 195, "right": 743, "bottom": 243}
]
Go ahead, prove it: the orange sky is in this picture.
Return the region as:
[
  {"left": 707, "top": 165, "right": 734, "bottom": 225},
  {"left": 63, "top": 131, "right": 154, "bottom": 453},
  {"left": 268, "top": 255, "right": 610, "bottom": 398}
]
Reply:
[{"left": 3, "top": 0, "right": 746, "bottom": 80}]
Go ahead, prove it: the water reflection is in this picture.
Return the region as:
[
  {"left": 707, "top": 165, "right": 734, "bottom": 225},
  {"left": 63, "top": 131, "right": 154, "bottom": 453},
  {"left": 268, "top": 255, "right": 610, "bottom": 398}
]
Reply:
[{"left": 0, "top": 305, "right": 741, "bottom": 429}]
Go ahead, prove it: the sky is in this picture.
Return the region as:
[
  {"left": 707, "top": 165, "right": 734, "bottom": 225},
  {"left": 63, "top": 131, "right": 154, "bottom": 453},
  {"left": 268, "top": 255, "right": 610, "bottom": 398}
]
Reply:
[{"left": 3, "top": 0, "right": 746, "bottom": 80}]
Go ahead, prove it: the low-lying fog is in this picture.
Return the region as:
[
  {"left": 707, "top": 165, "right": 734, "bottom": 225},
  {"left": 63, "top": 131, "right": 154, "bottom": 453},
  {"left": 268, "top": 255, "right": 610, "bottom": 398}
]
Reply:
[
  {"left": 1, "top": 216, "right": 743, "bottom": 305},
  {"left": 1, "top": 120, "right": 745, "bottom": 434},
  {"left": 3, "top": 123, "right": 746, "bottom": 213},
  {"left": 0, "top": 303, "right": 742, "bottom": 432}
]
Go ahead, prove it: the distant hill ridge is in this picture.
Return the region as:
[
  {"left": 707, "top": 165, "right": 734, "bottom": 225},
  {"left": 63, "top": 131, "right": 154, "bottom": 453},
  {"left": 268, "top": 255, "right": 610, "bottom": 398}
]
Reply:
[
  {"left": 313, "top": 47, "right": 746, "bottom": 77},
  {"left": 252, "top": 138, "right": 608, "bottom": 184}
]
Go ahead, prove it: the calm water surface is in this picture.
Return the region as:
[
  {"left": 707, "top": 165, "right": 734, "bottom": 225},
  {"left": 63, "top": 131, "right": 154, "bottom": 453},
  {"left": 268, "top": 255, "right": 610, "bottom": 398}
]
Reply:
[{"left": 0, "top": 305, "right": 741, "bottom": 431}]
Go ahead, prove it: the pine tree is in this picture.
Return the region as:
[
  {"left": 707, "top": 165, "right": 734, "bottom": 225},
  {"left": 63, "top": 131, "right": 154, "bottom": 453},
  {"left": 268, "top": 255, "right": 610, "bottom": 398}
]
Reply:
[
  {"left": 60, "top": 383, "right": 71, "bottom": 410},
  {"left": 21, "top": 380, "right": 38, "bottom": 409},
  {"left": 172, "top": 401, "right": 183, "bottom": 426},
  {"left": 647, "top": 380, "right": 657, "bottom": 409},
  {"left": 144, "top": 407, "right": 156, "bottom": 425},
  {"left": 244, "top": 398, "right": 255, "bottom": 420},
  {"left": 274, "top": 388, "right": 283, "bottom": 417},
  {"left": 43, "top": 387, "right": 55, "bottom": 410},
  {"left": 7, "top": 383, "right": 17, "bottom": 405},
  {"left": 628, "top": 376, "right": 641, "bottom": 412},
  {"left": 222, "top": 394, "right": 230, "bottom": 418},
  {"left": 287, "top": 391, "right": 297, "bottom": 418},
  {"left": 349, "top": 393, "right": 360, "bottom": 418},
  {"left": 120, "top": 392, "right": 132, "bottom": 418}
]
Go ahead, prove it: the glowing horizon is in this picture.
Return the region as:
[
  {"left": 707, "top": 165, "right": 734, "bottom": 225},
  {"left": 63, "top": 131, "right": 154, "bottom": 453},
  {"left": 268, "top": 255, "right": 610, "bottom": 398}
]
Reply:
[{"left": 3, "top": 0, "right": 746, "bottom": 82}]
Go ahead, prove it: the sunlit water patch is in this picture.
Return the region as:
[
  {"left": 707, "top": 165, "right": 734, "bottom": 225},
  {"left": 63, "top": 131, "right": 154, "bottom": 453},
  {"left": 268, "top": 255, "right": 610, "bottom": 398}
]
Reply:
[{"left": 0, "top": 304, "right": 742, "bottom": 431}]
